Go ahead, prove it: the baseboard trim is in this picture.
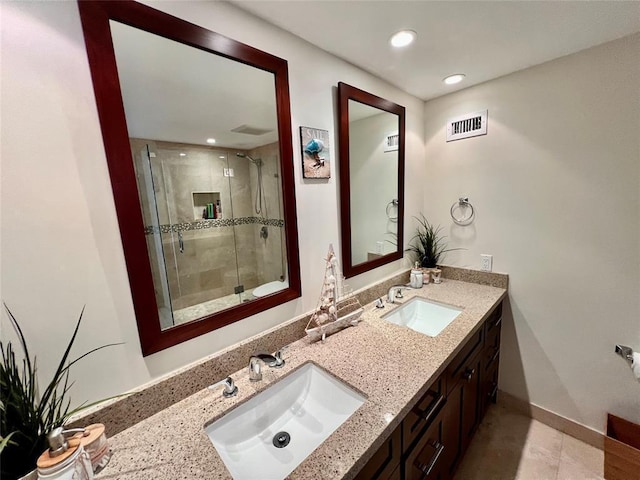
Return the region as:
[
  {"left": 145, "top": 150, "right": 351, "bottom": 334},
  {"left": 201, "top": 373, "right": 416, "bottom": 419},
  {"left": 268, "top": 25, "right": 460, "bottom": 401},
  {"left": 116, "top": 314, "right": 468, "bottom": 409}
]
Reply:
[{"left": 498, "top": 390, "right": 605, "bottom": 450}]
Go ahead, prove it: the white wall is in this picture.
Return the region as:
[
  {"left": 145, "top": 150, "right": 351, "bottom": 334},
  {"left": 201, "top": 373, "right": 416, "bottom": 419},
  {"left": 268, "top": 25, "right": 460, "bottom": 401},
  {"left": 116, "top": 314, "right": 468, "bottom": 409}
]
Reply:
[
  {"left": 0, "top": 1, "right": 424, "bottom": 405},
  {"left": 423, "top": 34, "right": 640, "bottom": 433}
]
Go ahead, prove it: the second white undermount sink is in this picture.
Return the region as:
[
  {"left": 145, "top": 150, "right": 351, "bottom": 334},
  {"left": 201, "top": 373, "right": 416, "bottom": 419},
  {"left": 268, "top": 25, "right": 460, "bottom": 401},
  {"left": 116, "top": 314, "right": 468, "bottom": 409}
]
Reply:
[
  {"left": 205, "top": 362, "right": 365, "bottom": 480},
  {"left": 382, "top": 296, "right": 462, "bottom": 337}
]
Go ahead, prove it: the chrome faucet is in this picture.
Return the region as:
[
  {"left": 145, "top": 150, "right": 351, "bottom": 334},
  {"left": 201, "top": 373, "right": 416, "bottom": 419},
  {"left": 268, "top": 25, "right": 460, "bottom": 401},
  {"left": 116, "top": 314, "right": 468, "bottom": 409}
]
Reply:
[
  {"left": 248, "top": 353, "right": 278, "bottom": 382},
  {"left": 272, "top": 347, "right": 286, "bottom": 368},
  {"left": 387, "top": 284, "right": 411, "bottom": 304},
  {"left": 209, "top": 376, "right": 238, "bottom": 398}
]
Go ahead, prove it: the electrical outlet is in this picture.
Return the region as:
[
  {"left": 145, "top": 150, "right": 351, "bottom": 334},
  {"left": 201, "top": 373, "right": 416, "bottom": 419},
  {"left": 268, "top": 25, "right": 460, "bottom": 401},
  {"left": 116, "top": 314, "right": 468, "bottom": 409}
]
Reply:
[{"left": 481, "top": 254, "right": 493, "bottom": 272}]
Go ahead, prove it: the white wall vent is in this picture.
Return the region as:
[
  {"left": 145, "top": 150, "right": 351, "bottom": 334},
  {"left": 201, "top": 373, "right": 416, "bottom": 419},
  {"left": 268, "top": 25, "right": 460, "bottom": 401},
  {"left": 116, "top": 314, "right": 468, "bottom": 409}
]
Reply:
[
  {"left": 384, "top": 131, "right": 399, "bottom": 152},
  {"left": 446, "top": 110, "right": 488, "bottom": 142},
  {"left": 230, "top": 124, "right": 273, "bottom": 136}
]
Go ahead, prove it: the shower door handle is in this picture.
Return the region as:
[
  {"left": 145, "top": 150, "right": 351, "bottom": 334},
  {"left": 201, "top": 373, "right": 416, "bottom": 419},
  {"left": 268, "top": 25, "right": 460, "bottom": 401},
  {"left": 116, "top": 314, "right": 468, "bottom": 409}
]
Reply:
[{"left": 178, "top": 231, "right": 184, "bottom": 253}]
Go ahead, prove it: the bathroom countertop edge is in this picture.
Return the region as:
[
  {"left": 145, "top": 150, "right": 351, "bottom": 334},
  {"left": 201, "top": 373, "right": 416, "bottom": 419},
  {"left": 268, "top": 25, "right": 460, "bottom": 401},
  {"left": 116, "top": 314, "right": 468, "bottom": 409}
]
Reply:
[{"left": 96, "top": 279, "right": 507, "bottom": 480}]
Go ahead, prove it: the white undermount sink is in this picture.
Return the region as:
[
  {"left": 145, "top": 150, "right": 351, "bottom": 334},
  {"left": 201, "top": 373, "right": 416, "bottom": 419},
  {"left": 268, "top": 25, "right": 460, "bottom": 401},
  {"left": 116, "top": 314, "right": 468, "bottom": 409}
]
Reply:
[
  {"left": 382, "top": 296, "right": 462, "bottom": 337},
  {"left": 205, "top": 362, "right": 365, "bottom": 480}
]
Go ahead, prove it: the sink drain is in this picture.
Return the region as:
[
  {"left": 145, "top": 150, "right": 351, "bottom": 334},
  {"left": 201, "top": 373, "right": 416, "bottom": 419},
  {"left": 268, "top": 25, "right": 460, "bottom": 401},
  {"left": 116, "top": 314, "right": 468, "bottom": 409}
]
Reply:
[{"left": 272, "top": 431, "right": 290, "bottom": 448}]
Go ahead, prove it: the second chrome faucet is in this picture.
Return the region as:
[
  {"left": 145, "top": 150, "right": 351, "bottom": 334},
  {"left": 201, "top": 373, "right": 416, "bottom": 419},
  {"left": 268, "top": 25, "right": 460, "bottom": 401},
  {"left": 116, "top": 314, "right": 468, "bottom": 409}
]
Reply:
[
  {"left": 387, "top": 284, "right": 411, "bottom": 304},
  {"left": 248, "top": 348, "right": 286, "bottom": 382}
]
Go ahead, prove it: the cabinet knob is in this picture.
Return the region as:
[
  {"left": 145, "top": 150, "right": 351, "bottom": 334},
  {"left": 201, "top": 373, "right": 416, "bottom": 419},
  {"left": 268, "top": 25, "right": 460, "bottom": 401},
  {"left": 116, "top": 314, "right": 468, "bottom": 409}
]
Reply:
[{"left": 462, "top": 368, "right": 475, "bottom": 382}]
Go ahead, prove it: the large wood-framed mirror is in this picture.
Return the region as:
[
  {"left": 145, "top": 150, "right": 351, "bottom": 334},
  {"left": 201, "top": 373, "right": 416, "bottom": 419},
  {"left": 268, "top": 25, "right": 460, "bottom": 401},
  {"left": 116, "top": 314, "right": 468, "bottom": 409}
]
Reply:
[
  {"left": 337, "top": 82, "right": 405, "bottom": 278},
  {"left": 78, "top": 0, "right": 301, "bottom": 355}
]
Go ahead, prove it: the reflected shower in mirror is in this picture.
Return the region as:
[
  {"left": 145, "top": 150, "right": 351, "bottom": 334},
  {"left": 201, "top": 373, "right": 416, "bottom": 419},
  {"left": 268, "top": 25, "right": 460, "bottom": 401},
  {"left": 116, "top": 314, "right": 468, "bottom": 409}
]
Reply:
[
  {"left": 133, "top": 143, "right": 287, "bottom": 329},
  {"left": 112, "top": 22, "right": 287, "bottom": 329},
  {"left": 338, "top": 82, "right": 405, "bottom": 278},
  {"left": 78, "top": 0, "right": 300, "bottom": 355}
]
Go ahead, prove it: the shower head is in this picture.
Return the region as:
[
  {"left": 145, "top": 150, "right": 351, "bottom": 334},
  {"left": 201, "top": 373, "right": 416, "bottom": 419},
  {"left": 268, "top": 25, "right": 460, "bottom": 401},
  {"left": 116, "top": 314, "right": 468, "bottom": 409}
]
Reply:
[
  {"left": 237, "top": 152, "right": 265, "bottom": 214},
  {"left": 236, "top": 152, "right": 262, "bottom": 166}
]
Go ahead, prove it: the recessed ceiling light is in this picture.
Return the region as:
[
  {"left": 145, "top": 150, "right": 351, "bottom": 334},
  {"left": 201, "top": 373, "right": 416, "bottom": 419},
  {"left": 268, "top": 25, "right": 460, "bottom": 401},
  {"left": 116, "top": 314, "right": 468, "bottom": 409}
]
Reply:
[
  {"left": 443, "top": 74, "right": 466, "bottom": 85},
  {"left": 390, "top": 30, "right": 417, "bottom": 48},
  {"left": 179, "top": 153, "right": 186, "bottom": 157},
  {"left": 219, "top": 155, "right": 225, "bottom": 159},
  {"left": 206, "top": 138, "right": 216, "bottom": 144}
]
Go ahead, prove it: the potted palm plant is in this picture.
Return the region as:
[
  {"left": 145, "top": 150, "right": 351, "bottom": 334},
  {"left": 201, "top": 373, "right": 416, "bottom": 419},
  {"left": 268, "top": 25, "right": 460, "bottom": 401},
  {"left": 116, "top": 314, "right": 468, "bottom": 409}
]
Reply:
[
  {"left": 407, "top": 214, "right": 461, "bottom": 279},
  {"left": 0, "top": 305, "right": 118, "bottom": 480}
]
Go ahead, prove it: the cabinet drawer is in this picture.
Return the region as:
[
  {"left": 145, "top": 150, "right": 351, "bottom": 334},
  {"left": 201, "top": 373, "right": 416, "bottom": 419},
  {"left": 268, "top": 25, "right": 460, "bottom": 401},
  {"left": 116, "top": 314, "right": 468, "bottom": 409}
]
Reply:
[
  {"left": 446, "top": 328, "right": 484, "bottom": 393},
  {"left": 354, "top": 424, "right": 402, "bottom": 480},
  {"left": 403, "top": 374, "right": 446, "bottom": 452},
  {"left": 405, "top": 409, "right": 445, "bottom": 480},
  {"left": 485, "top": 302, "right": 502, "bottom": 332}
]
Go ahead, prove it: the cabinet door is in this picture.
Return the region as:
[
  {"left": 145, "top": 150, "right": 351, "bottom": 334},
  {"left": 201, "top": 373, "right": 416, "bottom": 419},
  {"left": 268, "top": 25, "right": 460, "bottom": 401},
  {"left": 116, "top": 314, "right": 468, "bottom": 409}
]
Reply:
[
  {"left": 441, "top": 382, "right": 461, "bottom": 478},
  {"left": 480, "top": 358, "right": 500, "bottom": 419},
  {"left": 441, "top": 353, "right": 482, "bottom": 477},
  {"left": 480, "top": 303, "right": 502, "bottom": 420},
  {"left": 405, "top": 410, "right": 445, "bottom": 480},
  {"left": 354, "top": 424, "right": 402, "bottom": 480},
  {"left": 460, "top": 354, "right": 482, "bottom": 453},
  {"left": 388, "top": 465, "right": 401, "bottom": 480}
]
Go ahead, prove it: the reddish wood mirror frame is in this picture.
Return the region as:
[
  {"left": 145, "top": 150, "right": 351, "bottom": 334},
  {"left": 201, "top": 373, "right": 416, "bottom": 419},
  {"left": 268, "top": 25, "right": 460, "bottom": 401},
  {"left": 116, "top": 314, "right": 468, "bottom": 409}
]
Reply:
[
  {"left": 337, "top": 82, "right": 405, "bottom": 278},
  {"left": 77, "top": 0, "right": 301, "bottom": 356}
]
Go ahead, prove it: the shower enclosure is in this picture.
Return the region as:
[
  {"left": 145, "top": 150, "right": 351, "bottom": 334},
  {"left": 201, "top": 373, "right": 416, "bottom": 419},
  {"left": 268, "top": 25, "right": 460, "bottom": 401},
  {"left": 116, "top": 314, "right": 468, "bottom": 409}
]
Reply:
[{"left": 132, "top": 138, "right": 286, "bottom": 329}]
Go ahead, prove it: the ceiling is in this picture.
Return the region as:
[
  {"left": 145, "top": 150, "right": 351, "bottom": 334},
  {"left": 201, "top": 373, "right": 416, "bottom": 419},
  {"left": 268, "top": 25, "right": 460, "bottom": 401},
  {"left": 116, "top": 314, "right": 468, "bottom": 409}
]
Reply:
[
  {"left": 111, "top": 21, "right": 278, "bottom": 149},
  {"left": 232, "top": 0, "right": 640, "bottom": 100}
]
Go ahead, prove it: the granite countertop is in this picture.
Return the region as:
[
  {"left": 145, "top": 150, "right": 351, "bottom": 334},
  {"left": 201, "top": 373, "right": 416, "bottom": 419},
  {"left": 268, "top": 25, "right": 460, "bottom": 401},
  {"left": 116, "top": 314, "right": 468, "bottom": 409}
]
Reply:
[{"left": 97, "top": 279, "right": 506, "bottom": 480}]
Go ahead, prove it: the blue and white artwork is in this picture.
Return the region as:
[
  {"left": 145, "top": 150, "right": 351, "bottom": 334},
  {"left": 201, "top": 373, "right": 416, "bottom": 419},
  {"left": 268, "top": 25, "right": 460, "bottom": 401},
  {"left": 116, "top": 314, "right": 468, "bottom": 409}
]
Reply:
[{"left": 300, "top": 126, "right": 330, "bottom": 179}]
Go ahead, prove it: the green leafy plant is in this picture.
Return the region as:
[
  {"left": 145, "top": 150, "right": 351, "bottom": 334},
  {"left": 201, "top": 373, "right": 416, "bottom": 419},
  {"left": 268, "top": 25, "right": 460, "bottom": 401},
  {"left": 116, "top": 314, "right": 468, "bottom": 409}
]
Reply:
[
  {"left": 0, "top": 305, "right": 119, "bottom": 479},
  {"left": 407, "top": 214, "right": 462, "bottom": 268}
]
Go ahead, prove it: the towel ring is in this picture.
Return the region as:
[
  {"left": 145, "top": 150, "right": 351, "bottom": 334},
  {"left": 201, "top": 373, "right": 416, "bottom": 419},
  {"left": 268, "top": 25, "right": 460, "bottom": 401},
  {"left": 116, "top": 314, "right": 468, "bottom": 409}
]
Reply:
[
  {"left": 386, "top": 199, "right": 398, "bottom": 222},
  {"left": 450, "top": 197, "right": 475, "bottom": 226}
]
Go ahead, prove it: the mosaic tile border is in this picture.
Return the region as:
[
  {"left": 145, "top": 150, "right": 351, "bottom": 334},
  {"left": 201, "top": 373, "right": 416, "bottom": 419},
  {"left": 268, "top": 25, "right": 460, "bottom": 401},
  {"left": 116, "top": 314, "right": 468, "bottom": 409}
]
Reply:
[{"left": 143, "top": 216, "right": 284, "bottom": 235}]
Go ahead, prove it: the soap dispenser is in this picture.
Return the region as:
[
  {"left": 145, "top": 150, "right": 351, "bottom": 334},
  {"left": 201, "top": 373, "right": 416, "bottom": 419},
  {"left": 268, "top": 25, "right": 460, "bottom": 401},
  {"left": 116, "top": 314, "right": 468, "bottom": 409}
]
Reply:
[
  {"left": 36, "top": 427, "right": 94, "bottom": 480},
  {"left": 410, "top": 262, "right": 424, "bottom": 288}
]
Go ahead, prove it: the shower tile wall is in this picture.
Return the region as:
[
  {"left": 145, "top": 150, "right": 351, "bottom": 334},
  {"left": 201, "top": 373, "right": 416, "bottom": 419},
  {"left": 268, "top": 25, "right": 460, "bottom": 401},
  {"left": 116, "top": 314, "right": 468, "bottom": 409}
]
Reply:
[
  {"left": 130, "top": 138, "right": 279, "bottom": 313},
  {"left": 248, "top": 142, "right": 285, "bottom": 284}
]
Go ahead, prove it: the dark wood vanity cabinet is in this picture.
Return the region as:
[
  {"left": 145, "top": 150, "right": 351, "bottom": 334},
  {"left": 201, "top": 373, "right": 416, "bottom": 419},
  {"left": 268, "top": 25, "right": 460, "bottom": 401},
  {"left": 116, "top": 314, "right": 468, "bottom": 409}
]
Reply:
[
  {"left": 354, "top": 425, "right": 402, "bottom": 480},
  {"left": 441, "top": 301, "right": 502, "bottom": 477},
  {"left": 355, "top": 301, "right": 503, "bottom": 480}
]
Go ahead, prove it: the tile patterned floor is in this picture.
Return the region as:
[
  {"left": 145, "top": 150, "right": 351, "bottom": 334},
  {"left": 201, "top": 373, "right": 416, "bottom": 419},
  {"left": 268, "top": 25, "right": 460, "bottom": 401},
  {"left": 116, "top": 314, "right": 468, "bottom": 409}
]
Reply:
[{"left": 454, "top": 402, "right": 604, "bottom": 480}]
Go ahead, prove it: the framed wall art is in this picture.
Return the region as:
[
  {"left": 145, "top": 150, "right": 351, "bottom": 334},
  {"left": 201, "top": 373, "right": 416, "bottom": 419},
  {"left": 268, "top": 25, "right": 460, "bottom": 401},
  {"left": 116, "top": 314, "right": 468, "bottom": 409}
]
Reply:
[{"left": 300, "top": 126, "right": 331, "bottom": 179}]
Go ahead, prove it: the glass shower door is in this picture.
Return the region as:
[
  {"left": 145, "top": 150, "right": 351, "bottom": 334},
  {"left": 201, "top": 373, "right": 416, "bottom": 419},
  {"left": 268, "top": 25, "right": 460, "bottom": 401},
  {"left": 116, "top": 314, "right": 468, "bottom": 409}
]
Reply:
[
  {"left": 134, "top": 140, "right": 289, "bottom": 329},
  {"left": 139, "top": 145, "right": 175, "bottom": 329},
  {"left": 137, "top": 143, "right": 259, "bottom": 327}
]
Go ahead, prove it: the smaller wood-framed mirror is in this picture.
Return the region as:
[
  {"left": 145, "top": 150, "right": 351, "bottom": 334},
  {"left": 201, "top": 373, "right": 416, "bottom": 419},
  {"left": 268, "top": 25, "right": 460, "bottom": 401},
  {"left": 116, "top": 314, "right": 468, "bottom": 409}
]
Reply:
[{"left": 337, "top": 82, "right": 405, "bottom": 278}]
